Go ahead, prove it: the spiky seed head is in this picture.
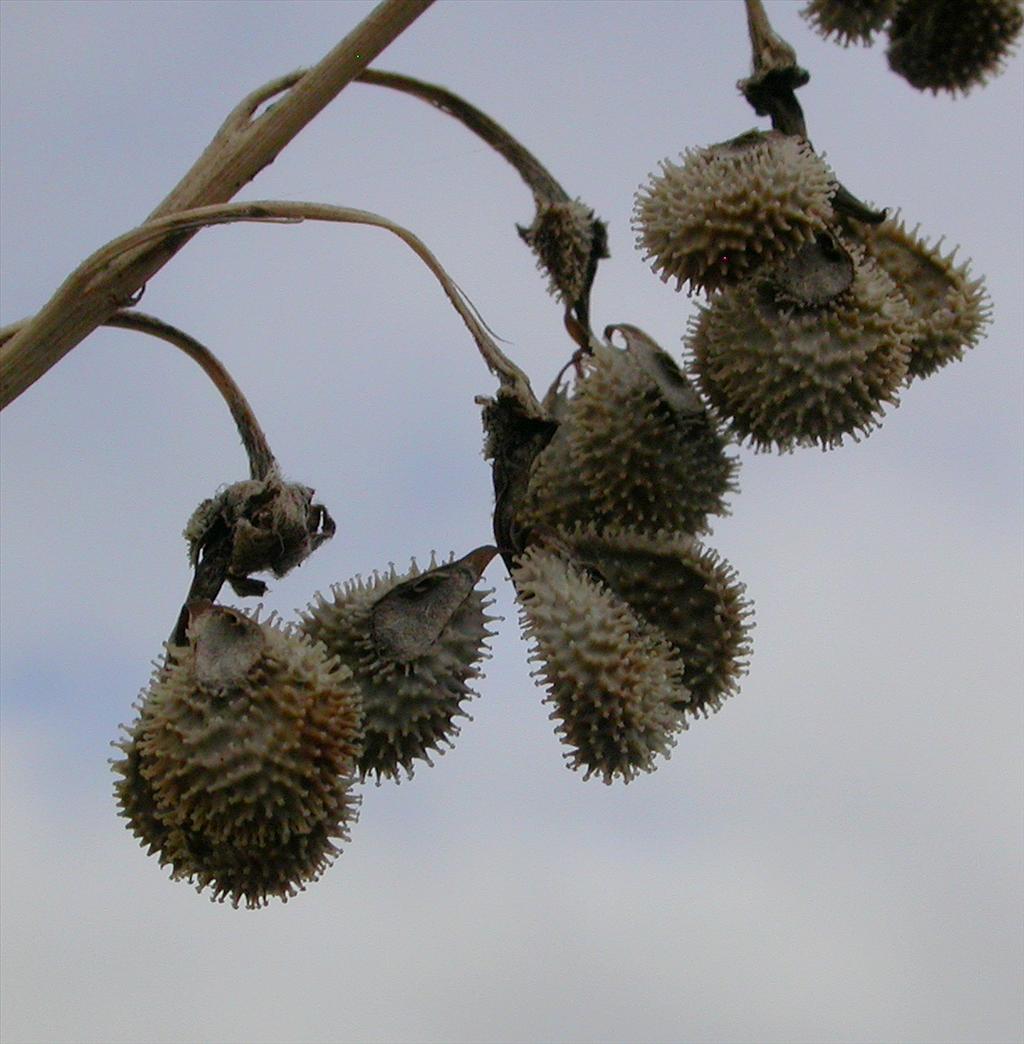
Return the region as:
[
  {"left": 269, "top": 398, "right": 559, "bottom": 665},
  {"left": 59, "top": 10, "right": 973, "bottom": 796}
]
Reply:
[
  {"left": 517, "top": 199, "right": 609, "bottom": 306},
  {"left": 801, "top": 0, "right": 897, "bottom": 46},
  {"left": 686, "top": 245, "right": 913, "bottom": 451},
  {"left": 844, "top": 214, "right": 991, "bottom": 379},
  {"left": 112, "top": 603, "right": 362, "bottom": 908},
  {"left": 513, "top": 542, "right": 689, "bottom": 784},
  {"left": 521, "top": 330, "right": 737, "bottom": 537},
  {"left": 184, "top": 471, "right": 334, "bottom": 595},
  {"left": 633, "top": 130, "right": 836, "bottom": 294},
  {"left": 568, "top": 526, "right": 752, "bottom": 718},
  {"left": 887, "top": 0, "right": 1024, "bottom": 94},
  {"left": 298, "top": 548, "right": 497, "bottom": 783}
]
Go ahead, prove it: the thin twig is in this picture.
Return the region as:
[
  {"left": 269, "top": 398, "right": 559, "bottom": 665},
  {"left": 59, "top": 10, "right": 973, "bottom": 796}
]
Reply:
[
  {"left": 357, "top": 68, "right": 608, "bottom": 342},
  {"left": 357, "top": 69, "right": 569, "bottom": 204},
  {"left": 105, "top": 311, "right": 278, "bottom": 481}
]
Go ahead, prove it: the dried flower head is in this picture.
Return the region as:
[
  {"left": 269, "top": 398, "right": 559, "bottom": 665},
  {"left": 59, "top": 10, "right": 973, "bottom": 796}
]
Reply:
[
  {"left": 298, "top": 547, "right": 497, "bottom": 782},
  {"left": 513, "top": 542, "right": 689, "bottom": 784},
  {"left": 886, "top": 0, "right": 1024, "bottom": 94},
  {"left": 113, "top": 603, "right": 362, "bottom": 908},
  {"left": 518, "top": 198, "right": 609, "bottom": 306},
  {"left": 845, "top": 214, "right": 991, "bottom": 379},
  {"left": 523, "top": 330, "right": 737, "bottom": 536},
  {"left": 634, "top": 130, "right": 836, "bottom": 294},
  {"left": 801, "top": 0, "right": 897, "bottom": 46},
  {"left": 184, "top": 471, "right": 335, "bottom": 596},
  {"left": 686, "top": 245, "right": 913, "bottom": 450},
  {"left": 568, "top": 526, "right": 752, "bottom": 718}
]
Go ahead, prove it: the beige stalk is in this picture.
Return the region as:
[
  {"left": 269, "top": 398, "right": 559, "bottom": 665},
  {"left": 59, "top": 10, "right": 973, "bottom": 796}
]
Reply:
[{"left": 0, "top": 0, "right": 433, "bottom": 410}]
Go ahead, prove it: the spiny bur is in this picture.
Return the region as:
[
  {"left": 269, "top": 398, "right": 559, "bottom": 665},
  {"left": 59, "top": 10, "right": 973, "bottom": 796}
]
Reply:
[
  {"left": 633, "top": 130, "right": 836, "bottom": 294},
  {"left": 567, "top": 525, "right": 752, "bottom": 718},
  {"left": 113, "top": 603, "right": 362, "bottom": 909},
  {"left": 298, "top": 547, "right": 497, "bottom": 783},
  {"left": 523, "top": 328, "right": 737, "bottom": 536},
  {"left": 801, "top": 0, "right": 897, "bottom": 46},
  {"left": 686, "top": 242, "right": 913, "bottom": 451},
  {"left": 844, "top": 213, "right": 991, "bottom": 379},
  {"left": 513, "top": 541, "right": 689, "bottom": 784},
  {"left": 886, "top": 0, "right": 1024, "bottom": 94},
  {"left": 518, "top": 198, "right": 609, "bottom": 306}
]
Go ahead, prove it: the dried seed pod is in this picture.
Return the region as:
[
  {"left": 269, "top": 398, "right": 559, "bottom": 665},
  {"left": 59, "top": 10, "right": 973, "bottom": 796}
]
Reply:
[
  {"left": 633, "top": 130, "right": 836, "bottom": 294},
  {"left": 184, "top": 471, "right": 334, "bottom": 595},
  {"left": 886, "top": 0, "right": 1024, "bottom": 94},
  {"left": 686, "top": 246, "right": 913, "bottom": 451},
  {"left": 113, "top": 604, "right": 362, "bottom": 909},
  {"left": 567, "top": 526, "right": 752, "bottom": 718},
  {"left": 518, "top": 198, "right": 609, "bottom": 307},
  {"left": 521, "top": 329, "right": 737, "bottom": 537},
  {"left": 801, "top": 0, "right": 897, "bottom": 46},
  {"left": 513, "top": 542, "right": 689, "bottom": 784},
  {"left": 480, "top": 390, "right": 559, "bottom": 567},
  {"left": 845, "top": 214, "right": 991, "bottom": 379},
  {"left": 298, "top": 548, "right": 497, "bottom": 783}
]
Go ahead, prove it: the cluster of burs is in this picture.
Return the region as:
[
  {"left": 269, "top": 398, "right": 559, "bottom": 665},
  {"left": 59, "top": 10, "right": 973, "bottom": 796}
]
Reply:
[{"left": 112, "top": 0, "right": 1017, "bottom": 909}]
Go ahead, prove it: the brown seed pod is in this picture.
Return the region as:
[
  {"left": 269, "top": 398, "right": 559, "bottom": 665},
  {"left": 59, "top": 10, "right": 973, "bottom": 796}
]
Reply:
[
  {"left": 113, "top": 604, "right": 362, "bottom": 908},
  {"left": 844, "top": 213, "right": 991, "bottom": 379},
  {"left": 521, "top": 329, "right": 737, "bottom": 537},
  {"left": 886, "top": 0, "right": 1023, "bottom": 94},
  {"left": 517, "top": 198, "right": 609, "bottom": 306},
  {"left": 801, "top": 0, "right": 897, "bottom": 46},
  {"left": 298, "top": 548, "right": 497, "bottom": 783},
  {"left": 183, "top": 471, "right": 334, "bottom": 596},
  {"left": 686, "top": 245, "right": 913, "bottom": 451},
  {"left": 633, "top": 130, "right": 836, "bottom": 294},
  {"left": 566, "top": 526, "right": 753, "bottom": 719},
  {"left": 513, "top": 541, "right": 689, "bottom": 784}
]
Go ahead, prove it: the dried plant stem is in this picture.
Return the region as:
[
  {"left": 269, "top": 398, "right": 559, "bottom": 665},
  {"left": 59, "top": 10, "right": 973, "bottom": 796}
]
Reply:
[
  {"left": 357, "top": 69, "right": 570, "bottom": 204},
  {"left": 0, "top": 310, "right": 277, "bottom": 480},
  {"left": 739, "top": 0, "right": 809, "bottom": 137},
  {"left": 5, "top": 201, "right": 538, "bottom": 411},
  {"left": 105, "top": 311, "right": 277, "bottom": 481},
  {"left": 738, "top": 0, "right": 884, "bottom": 224},
  {"left": 0, "top": 0, "right": 433, "bottom": 410}
]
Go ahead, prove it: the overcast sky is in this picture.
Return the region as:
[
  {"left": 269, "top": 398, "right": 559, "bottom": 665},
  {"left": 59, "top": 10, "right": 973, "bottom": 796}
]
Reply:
[{"left": 1, "top": 2, "right": 1022, "bottom": 1043}]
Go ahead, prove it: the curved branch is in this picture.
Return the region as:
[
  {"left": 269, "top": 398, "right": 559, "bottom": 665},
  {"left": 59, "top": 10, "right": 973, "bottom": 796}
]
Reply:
[
  {"left": 356, "top": 69, "right": 569, "bottom": 204},
  {"left": 104, "top": 311, "right": 277, "bottom": 480},
  {"left": 1, "top": 201, "right": 539, "bottom": 412},
  {"left": 0, "top": 0, "right": 433, "bottom": 411},
  {"left": 1, "top": 311, "right": 278, "bottom": 480}
]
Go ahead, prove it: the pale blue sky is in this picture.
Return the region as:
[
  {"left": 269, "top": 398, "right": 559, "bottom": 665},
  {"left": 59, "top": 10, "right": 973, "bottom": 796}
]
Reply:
[{"left": 1, "top": 3, "right": 1022, "bottom": 1042}]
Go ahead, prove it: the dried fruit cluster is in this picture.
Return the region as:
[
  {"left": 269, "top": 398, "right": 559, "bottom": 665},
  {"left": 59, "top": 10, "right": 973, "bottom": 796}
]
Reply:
[
  {"left": 484, "top": 324, "right": 752, "bottom": 785},
  {"left": 104, "top": 0, "right": 1003, "bottom": 910},
  {"left": 114, "top": 549, "right": 496, "bottom": 908},
  {"left": 634, "top": 129, "right": 990, "bottom": 451}
]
